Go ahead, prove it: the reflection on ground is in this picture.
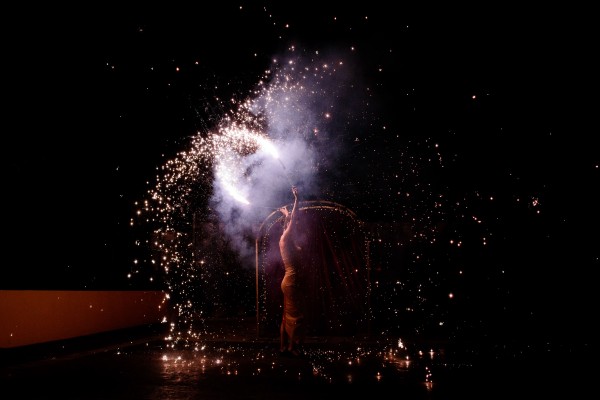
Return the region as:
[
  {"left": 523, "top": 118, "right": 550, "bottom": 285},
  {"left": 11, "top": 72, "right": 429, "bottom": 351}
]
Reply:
[{"left": 1, "top": 319, "right": 589, "bottom": 399}]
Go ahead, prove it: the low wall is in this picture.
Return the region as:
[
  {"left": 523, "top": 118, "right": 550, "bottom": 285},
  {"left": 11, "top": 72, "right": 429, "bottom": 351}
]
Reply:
[{"left": 0, "top": 290, "right": 168, "bottom": 348}]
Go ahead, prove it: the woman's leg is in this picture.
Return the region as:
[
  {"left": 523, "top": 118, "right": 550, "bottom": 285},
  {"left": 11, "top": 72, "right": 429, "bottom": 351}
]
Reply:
[{"left": 280, "top": 318, "right": 287, "bottom": 352}]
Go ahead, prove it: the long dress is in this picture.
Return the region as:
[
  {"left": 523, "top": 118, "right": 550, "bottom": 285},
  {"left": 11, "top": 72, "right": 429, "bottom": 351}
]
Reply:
[{"left": 279, "top": 235, "right": 305, "bottom": 350}]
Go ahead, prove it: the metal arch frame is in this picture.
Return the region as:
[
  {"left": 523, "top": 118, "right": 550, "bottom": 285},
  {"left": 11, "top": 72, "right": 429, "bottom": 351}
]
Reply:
[{"left": 254, "top": 200, "right": 365, "bottom": 336}]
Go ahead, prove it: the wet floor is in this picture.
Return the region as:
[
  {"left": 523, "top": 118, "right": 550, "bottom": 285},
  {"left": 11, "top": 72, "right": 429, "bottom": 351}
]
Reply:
[{"left": 1, "top": 318, "right": 590, "bottom": 399}]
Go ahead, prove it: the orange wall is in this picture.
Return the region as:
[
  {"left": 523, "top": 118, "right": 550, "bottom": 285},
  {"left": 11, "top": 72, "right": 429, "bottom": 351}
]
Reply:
[{"left": 0, "top": 290, "right": 168, "bottom": 348}]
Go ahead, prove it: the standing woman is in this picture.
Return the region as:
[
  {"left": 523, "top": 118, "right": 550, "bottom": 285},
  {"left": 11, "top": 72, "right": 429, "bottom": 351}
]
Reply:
[{"left": 278, "top": 186, "right": 305, "bottom": 357}]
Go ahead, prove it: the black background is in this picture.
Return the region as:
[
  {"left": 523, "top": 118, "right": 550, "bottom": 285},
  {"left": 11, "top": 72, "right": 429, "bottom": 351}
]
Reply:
[{"left": 3, "top": 3, "right": 597, "bottom": 344}]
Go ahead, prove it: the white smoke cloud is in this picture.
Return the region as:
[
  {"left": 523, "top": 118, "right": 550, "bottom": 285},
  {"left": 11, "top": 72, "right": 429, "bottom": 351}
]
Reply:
[{"left": 210, "top": 49, "right": 366, "bottom": 267}]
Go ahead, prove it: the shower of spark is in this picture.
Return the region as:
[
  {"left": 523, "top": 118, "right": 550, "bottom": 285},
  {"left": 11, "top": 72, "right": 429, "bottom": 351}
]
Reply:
[
  {"left": 130, "top": 52, "right": 365, "bottom": 348},
  {"left": 130, "top": 47, "right": 496, "bottom": 349}
]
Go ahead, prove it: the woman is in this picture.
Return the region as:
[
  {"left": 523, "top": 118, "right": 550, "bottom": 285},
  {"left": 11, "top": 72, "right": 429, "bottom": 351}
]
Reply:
[{"left": 278, "top": 186, "right": 305, "bottom": 357}]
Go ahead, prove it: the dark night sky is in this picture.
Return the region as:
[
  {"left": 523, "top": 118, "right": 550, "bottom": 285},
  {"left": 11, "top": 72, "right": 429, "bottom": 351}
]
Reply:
[{"left": 3, "top": 3, "right": 598, "bottom": 344}]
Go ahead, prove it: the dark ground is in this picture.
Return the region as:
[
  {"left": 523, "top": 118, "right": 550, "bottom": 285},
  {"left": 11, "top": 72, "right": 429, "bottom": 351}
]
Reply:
[{"left": 1, "top": 317, "right": 590, "bottom": 399}]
